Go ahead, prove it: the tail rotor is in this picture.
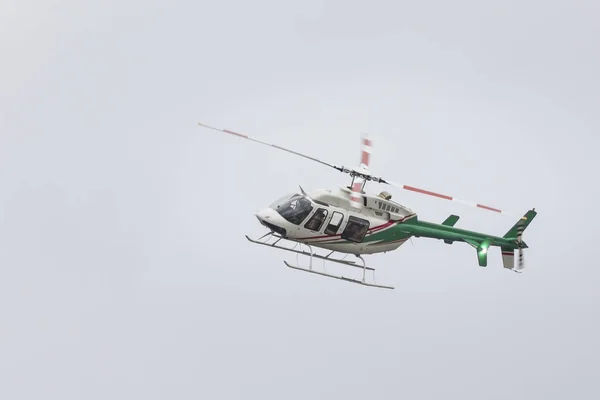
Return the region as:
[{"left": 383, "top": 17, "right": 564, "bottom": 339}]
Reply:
[{"left": 516, "top": 220, "right": 525, "bottom": 270}]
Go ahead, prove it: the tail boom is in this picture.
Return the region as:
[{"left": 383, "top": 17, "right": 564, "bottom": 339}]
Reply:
[{"left": 396, "top": 209, "right": 537, "bottom": 268}]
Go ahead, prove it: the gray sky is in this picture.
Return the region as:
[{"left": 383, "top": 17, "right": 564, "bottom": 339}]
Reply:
[{"left": 1, "top": 0, "right": 599, "bottom": 399}]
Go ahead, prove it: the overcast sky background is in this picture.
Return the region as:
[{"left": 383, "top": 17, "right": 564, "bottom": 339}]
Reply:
[{"left": 1, "top": 0, "right": 599, "bottom": 399}]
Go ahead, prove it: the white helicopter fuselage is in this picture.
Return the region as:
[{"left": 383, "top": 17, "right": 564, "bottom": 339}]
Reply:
[
  {"left": 255, "top": 186, "right": 416, "bottom": 255},
  {"left": 198, "top": 121, "right": 531, "bottom": 290}
]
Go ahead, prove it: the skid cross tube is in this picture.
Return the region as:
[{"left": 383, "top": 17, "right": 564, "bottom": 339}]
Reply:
[
  {"left": 245, "top": 234, "right": 375, "bottom": 271},
  {"left": 245, "top": 233, "right": 394, "bottom": 290},
  {"left": 283, "top": 261, "right": 394, "bottom": 290}
]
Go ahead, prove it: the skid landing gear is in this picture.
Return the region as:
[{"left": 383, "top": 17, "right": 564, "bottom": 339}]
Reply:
[{"left": 245, "top": 233, "right": 394, "bottom": 290}]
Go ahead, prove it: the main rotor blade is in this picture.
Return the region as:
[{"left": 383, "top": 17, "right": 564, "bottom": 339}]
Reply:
[
  {"left": 200, "top": 121, "right": 520, "bottom": 218},
  {"left": 349, "top": 177, "right": 364, "bottom": 209},
  {"left": 359, "top": 133, "right": 372, "bottom": 171},
  {"left": 349, "top": 134, "right": 372, "bottom": 209},
  {"left": 380, "top": 179, "right": 522, "bottom": 219},
  {"left": 198, "top": 122, "right": 345, "bottom": 173}
]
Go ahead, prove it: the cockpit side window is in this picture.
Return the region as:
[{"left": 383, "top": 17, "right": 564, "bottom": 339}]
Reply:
[
  {"left": 276, "top": 196, "right": 314, "bottom": 225},
  {"left": 304, "top": 208, "right": 328, "bottom": 232}
]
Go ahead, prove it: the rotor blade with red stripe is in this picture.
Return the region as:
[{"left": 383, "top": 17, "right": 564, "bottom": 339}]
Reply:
[
  {"left": 381, "top": 180, "right": 522, "bottom": 218},
  {"left": 198, "top": 122, "right": 345, "bottom": 173},
  {"left": 349, "top": 178, "right": 364, "bottom": 209},
  {"left": 349, "top": 134, "right": 372, "bottom": 209},
  {"left": 359, "top": 134, "right": 372, "bottom": 170}
]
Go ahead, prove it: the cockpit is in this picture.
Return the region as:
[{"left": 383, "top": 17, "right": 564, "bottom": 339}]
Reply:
[
  {"left": 269, "top": 193, "right": 314, "bottom": 225},
  {"left": 258, "top": 191, "right": 371, "bottom": 243}
]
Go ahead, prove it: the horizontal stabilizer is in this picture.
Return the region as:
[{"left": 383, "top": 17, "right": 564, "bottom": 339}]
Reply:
[{"left": 442, "top": 215, "right": 460, "bottom": 227}]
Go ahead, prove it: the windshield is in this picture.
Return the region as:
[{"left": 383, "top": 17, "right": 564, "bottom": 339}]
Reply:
[
  {"left": 276, "top": 196, "right": 314, "bottom": 225},
  {"left": 269, "top": 193, "right": 301, "bottom": 210}
]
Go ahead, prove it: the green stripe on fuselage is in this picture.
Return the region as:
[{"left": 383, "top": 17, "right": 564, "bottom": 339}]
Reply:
[
  {"left": 362, "top": 222, "right": 412, "bottom": 244},
  {"left": 304, "top": 215, "right": 522, "bottom": 251}
]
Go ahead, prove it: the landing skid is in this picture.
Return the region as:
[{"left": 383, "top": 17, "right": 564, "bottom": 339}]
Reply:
[{"left": 245, "top": 233, "right": 394, "bottom": 290}]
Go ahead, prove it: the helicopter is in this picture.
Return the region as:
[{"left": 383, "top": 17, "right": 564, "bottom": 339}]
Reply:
[{"left": 198, "top": 121, "right": 537, "bottom": 290}]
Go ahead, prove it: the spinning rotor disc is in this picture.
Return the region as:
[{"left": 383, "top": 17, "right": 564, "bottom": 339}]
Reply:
[{"left": 198, "top": 121, "right": 522, "bottom": 219}]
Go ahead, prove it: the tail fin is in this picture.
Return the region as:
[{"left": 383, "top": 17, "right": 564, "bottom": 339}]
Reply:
[
  {"left": 501, "top": 247, "right": 515, "bottom": 269},
  {"left": 503, "top": 209, "right": 537, "bottom": 240},
  {"left": 502, "top": 209, "right": 537, "bottom": 271}
]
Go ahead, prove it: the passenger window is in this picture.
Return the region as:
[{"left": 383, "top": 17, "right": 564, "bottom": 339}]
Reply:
[
  {"left": 341, "top": 216, "right": 370, "bottom": 243},
  {"left": 324, "top": 211, "right": 344, "bottom": 235},
  {"left": 304, "top": 208, "right": 328, "bottom": 232}
]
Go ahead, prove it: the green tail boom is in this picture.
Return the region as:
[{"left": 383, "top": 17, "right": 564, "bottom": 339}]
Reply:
[{"left": 396, "top": 209, "right": 537, "bottom": 269}]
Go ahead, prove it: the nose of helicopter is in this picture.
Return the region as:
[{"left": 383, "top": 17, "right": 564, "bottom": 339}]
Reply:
[
  {"left": 254, "top": 208, "right": 271, "bottom": 223},
  {"left": 255, "top": 208, "right": 287, "bottom": 236}
]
